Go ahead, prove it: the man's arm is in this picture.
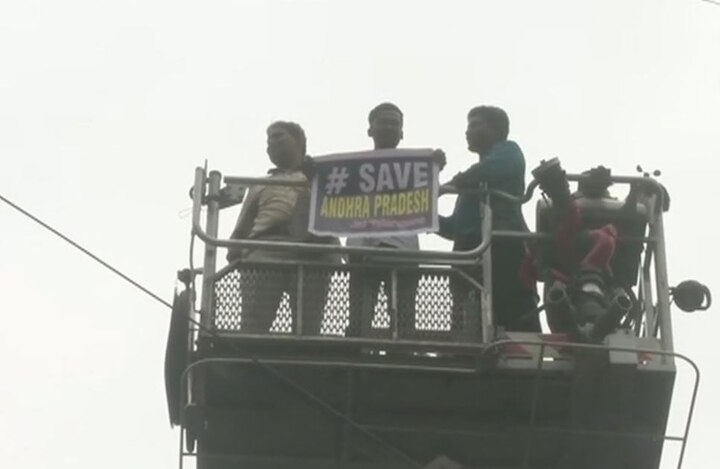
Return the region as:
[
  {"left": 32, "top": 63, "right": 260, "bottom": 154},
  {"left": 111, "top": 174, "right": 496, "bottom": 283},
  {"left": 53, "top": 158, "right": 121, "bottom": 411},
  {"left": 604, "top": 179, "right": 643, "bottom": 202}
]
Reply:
[
  {"left": 437, "top": 215, "right": 455, "bottom": 241},
  {"left": 451, "top": 141, "right": 524, "bottom": 189},
  {"left": 230, "top": 188, "right": 258, "bottom": 240},
  {"left": 227, "top": 188, "right": 260, "bottom": 261}
]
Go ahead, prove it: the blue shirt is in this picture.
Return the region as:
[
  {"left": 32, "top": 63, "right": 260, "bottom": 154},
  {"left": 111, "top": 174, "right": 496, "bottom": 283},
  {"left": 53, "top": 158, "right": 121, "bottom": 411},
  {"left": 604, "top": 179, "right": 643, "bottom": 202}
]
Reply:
[{"left": 439, "top": 140, "right": 529, "bottom": 251}]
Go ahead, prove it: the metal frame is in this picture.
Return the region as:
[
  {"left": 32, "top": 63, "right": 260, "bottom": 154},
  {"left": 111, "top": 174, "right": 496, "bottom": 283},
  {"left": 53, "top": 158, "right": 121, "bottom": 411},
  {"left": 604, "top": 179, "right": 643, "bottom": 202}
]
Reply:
[
  {"left": 178, "top": 166, "right": 684, "bottom": 469},
  {"left": 210, "top": 261, "right": 482, "bottom": 340},
  {"left": 191, "top": 166, "right": 672, "bottom": 348},
  {"left": 192, "top": 168, "right": 493, "bottom": 265},
  {"left": 177, "top": 340, "right": 699, "bottom": 469},
  {"left": 479, "top": 340, "right": 699, "bottom": 469}
]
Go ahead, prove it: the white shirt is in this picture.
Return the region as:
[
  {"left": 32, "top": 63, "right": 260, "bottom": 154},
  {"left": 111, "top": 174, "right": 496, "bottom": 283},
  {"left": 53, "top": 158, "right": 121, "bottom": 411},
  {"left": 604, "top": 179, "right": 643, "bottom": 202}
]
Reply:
[{"left": 346, "top": 235, "right": 419, "bottom": 250}]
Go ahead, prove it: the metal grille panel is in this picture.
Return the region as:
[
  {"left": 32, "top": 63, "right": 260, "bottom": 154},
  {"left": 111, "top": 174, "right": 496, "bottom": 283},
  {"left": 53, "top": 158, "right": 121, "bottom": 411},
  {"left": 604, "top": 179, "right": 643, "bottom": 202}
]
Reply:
[
  {"left": 414, "top": 273, "right": 454, "bottom": 331},
  {"left": 213, "top": 264, "right": 466, "bottom": 339}
]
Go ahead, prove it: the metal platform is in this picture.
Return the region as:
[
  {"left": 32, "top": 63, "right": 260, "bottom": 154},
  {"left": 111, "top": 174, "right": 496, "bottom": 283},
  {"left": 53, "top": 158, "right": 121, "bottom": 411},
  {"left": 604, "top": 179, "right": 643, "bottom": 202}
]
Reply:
[
  {"left": 163, "top": 167, "right": 697, "bottom": 469},
  {"left": 176, "top": 334, "right": 688, "bottom": 469}
]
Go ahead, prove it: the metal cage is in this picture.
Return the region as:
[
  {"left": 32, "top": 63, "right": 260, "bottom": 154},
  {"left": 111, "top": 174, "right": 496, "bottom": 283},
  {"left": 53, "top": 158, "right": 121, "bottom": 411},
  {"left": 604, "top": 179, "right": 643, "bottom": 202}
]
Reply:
[{"left": 162, "top": 166, "right": 695, "bottom": 469}]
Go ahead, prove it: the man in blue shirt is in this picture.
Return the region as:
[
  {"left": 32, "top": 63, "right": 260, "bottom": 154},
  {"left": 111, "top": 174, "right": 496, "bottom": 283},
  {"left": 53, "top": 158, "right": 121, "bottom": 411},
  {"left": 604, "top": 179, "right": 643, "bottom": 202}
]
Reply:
[{"left": 439, "top": 106, "right": 539, "bottom": 333}]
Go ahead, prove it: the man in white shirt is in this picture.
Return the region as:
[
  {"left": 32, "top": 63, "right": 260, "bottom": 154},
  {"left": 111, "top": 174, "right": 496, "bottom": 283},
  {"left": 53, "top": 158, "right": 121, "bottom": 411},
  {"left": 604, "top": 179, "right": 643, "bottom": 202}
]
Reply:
[{"left": 346, "top": 103, "right": 443, "bottom": 337}]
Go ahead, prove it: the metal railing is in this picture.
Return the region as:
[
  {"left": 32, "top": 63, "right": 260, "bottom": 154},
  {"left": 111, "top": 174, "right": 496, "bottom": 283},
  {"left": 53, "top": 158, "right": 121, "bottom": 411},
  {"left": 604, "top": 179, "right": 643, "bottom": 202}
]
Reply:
[
  {"left": 189, "top": 166, "right": 672, "bottom": 351},
  {"left": 176, "top": 166, "right": 685, "bottom": 469},
  {"left": 192, "top": 167, "right": 497, "bottom": 342}
]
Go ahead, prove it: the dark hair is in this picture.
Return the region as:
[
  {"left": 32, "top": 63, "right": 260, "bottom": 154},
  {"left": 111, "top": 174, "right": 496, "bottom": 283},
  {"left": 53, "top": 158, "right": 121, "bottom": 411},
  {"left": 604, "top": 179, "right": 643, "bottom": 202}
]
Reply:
[
  {"left": 368, "top": 102, "right": 403, "bottom": 124},
  {"left": 468, "top": 106, "right": 510, "bottom": 141},
  {"left": 269, "top": 121, "right": 307, "bottom": 155}
]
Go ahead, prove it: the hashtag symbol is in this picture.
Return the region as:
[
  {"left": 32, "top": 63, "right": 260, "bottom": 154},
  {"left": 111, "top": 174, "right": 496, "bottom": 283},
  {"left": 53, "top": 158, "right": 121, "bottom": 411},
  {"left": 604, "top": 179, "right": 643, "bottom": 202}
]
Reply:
[{"left": 324, "top": 166, "right": 349, "bottom": 195}]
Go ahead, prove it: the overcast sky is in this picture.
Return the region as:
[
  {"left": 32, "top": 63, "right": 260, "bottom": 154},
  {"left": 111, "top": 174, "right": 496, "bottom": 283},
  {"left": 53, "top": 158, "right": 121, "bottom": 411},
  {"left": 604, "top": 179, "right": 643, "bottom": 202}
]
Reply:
[{"left": 1, "top": 1, "right": 718, "bottom": 468}]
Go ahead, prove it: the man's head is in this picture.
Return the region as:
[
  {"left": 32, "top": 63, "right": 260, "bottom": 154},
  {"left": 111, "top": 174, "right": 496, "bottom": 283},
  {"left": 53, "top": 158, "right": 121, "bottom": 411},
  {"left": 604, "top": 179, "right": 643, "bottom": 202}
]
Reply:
[
  {"left": 266, "top": 121, "right": 306, "bottom": 170},
  {"left": 466, "top": 106, "right": 509, "bottom": 154},
  {"left": 368, "top": 102, "right": 403, "bottom": 149}
]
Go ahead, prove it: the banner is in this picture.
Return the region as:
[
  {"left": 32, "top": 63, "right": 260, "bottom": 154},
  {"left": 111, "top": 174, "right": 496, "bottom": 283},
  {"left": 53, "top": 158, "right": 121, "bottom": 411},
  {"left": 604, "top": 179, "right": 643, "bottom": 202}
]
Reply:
[{"left": 308, "top": 148, "right": 439, "bottom": 237}]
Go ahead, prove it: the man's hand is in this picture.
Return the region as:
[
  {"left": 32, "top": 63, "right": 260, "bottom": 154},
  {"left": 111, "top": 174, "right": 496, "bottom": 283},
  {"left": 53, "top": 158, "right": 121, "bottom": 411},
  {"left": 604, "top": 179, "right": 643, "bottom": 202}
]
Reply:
[
  {"left": 301, "top": 155, "right": 317, "bottom": 180},
  {"left": 439, "top": 172, "right": 468, "bottom": 193},
  {"left": 226, "top": 249, "right": 241, "bottom": 263},
  {"left": 432, "top": 149, "right": 447, "bottom": 170}
]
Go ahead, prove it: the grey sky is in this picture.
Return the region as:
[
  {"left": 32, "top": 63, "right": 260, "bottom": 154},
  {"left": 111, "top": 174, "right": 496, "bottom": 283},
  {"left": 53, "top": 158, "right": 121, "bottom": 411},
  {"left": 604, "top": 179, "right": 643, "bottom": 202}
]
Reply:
[{"left": 1, "top": 1, "right": 718, "bottom": 468}]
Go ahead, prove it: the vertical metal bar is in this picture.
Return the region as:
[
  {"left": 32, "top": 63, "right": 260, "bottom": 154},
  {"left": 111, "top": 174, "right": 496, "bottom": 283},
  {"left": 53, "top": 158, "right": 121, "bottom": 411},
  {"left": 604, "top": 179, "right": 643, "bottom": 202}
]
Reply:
[
  {"left": 296, "top": 264, "right": 304, "bottom": 335},
  {"left": 391, "top": 268, "right": 399, "bottom": 340},
  {"left": 652, "top": 211, "right": 675, "bottom": 356},
  {"left": 523, "top": 342, "right": 547, "bottom": 469},
  {"left": 184, "top": 292, "right": 196, "bottom": 412},
  {"left": 637, "top": 270, "right": 647, "bottom": 337},
  {"left": 178, "top": 425, "right": 185, "bottom": 469},
  {"left": 480, "top": 190, "right": 494, "bottom": 343},
  {"left": 677, "top": 360, "right": 702, "bottom": 468},
  {"left": 640, "top": 247, "right": 655, "bottom": 338},
  {"left": 194, "top": 170, "right": 219, "bottom": 437},
  {"left": 339, "top": 369, "right": 356, "bottom": 462},
  {"left": 200, "top": 170, "right": 222, "bottom": 331}
]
